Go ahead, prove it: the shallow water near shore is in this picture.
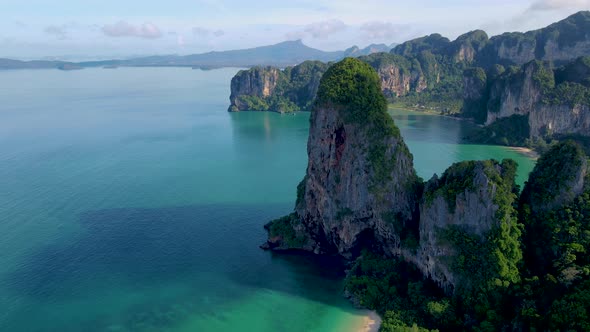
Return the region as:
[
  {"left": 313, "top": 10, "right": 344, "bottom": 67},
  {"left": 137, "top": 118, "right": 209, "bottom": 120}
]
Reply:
[{"left": 0, "top": 67, "right": 535, "bottom": 331}]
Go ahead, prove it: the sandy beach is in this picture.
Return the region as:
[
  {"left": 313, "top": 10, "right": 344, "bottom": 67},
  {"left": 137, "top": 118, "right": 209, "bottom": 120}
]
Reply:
[
  {"left": 506, "top": 146, "right": 540, "bottom": 159},
  {"left": 355, "top": 310, "right": 382, "bottom": 332}
]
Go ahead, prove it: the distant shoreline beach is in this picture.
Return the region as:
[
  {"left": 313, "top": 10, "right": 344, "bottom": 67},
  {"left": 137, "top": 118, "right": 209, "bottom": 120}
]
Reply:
[{"left": 352, "top": 310, "right": 381, "bottom": 332}]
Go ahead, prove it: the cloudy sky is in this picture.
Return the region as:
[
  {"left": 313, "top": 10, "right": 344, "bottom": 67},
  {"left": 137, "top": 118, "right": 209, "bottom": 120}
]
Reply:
[{"left": 2, "top": 0, "right": 589, "bottom": 60}]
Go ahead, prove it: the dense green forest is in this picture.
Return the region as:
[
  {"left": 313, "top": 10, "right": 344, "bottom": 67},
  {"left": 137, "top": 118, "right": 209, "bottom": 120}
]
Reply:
[{"left": 345, "top": 142, "right": 590, "bottom": 331}]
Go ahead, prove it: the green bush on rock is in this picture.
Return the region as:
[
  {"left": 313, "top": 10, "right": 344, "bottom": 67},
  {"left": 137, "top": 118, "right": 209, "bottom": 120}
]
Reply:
[{"left": 265, "top": 213, "right": 307, "bottom": 248}]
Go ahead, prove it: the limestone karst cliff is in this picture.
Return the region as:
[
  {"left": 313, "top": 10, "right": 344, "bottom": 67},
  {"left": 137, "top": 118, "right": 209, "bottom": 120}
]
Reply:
[
  {"left": 294, "top": 58, "right": 421, "bottom": 258},
  {"left": 228, "top": 12, "right": 590, "bottom": 147},
  {"left": 263, "top": 58, "right": 422, "bottom": 258},
  {"left": 464, "top": 57, "right": 590, "bottom": 145},
  {"left": 411, "top": 159, "right": 521, "bottom": 292},
  {"left": 228, "top": 61, "right": 329, "bottom": 112},
  {"left": 393, "top": 11, "right": 590, "bottom": 67},
  {"left": 263, "top": 58, "right": 521, "bottom": 293},
  {"left": 262, "top": 57, "right": 590, "bottom": 330},
  {"left": 228, "top": 53, "right": 439, "bottom": 112},
  {"left": 229, "top": 66, "right": 282, "bottom": 112}
]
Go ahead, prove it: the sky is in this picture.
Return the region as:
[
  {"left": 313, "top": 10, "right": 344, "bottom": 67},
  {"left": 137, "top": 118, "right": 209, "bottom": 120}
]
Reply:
[{"left": 1, "top": 0, "right": 589, "bottom": 60}]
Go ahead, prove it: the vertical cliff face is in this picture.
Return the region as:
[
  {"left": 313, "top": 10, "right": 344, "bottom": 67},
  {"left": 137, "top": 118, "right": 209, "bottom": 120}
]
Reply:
[
  {"left": 528, "top": 104, "right": 590, "bottom": 137},
  {"left": 487, "top": 34, "right": 538, "bottom": 66},
  {"left": 375, "top": 64, "right": 412, "bottom": 97},
  {"left": 409, "top": 160, "right": 520, "bottom": 290},
  {"left": 229, "top": 67, "right": 281, "bottom": 111},
  {"left": 374, "top": 62, "right": 429, "bottom": 97},
  {"left": 263, "top": 58, "right": 522, "bottom": 293},
  {"left": 480, "top": 11, "right": 590, "bottom": 66},
  {"left": 290, "top": 58, "right": 421, "bottom": 258},
  {"left": 360, "top": 53, "right": 432, "bottom": 98},
  {"left": 228, "top": 61, "right": 329, "bottom": 113},
  {"left": 485, "top": 61, "right": 545, "bottom": 125},
  {"left": 484, "top": 59, "right": 590, "bottom": 139},
  {"left": 229, "top": 53, "right": 438, "bottom": 113},
  {"left": 448, "top": 30, "right": 489, "bottom": 63}
]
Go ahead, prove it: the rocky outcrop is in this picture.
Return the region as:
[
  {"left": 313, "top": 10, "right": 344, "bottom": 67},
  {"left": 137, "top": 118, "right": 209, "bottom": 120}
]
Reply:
[
  {"left": 409, "top": 160, "right": 519, "bottom": 290},
  {"left": 392, "top": 11, "right": 590, "bottom": 67},
  {"left": 228, "top": 61, "right": 329, "bottom": 112},
  {"left": 229, "top": 12, "right": 590, "bottom": 116},
  {"left": 375, "top": 62, "right": 413, "bottom": 97},
  {"left": 392, "top": 34, "right": 451, "bottom": 58},
  {"left": 343, "top": 44, "right": 391, "bottom": 58},
  {"left": 229, "top": 67, "right": 282, "bottom": 112},
  {"left": 484, "top": 59, "right": 590, "bottom": 139},
  {"left": 363, "top": 53, "right": 429, "bottom": 97},
  {"left": 229, "top": 53, "right": 436, "bottom": 111},
  {"left": 529, "top": 104, "right": 590, "bottom": 137},
  {"left": 485, "top": 61, "right": 545, "bottom": 125},
  {"left": 449, "top": 30, "right": 489, "bottom": 63},
  {"left": 288, "top": 58, "right": 421, "bottom": 258},
  {"left": 520, "top": 141, "right": 588, "bottom": 214},
  {"left": 263, "top": 58, "right": 521, "bottom": 292},
  {"left": 481, "top": 11, "right": 590, "bottom": 66}
]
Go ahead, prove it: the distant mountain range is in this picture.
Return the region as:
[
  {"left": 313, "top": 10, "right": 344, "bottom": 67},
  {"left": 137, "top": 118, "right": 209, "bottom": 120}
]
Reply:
[{"left": 0, "top": 40, "right": 396, "bottom": 70}]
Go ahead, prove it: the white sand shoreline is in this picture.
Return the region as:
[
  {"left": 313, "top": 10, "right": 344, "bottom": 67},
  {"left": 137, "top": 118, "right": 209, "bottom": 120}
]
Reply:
[
  {"left": 354, "top": 310, "right": 382, "bottom": 332},
  {"left": 506, "top": 146, "right": 540, "bottom": 159}
]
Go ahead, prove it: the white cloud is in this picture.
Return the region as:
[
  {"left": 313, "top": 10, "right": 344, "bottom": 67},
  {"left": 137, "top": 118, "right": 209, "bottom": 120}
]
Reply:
[
  {"left": 102, "top": 21, "right": 162, "bottom": 39},
  {"left": 360, "top": 21, "right": 406, "bottom": 40},
  {"left": 481, "top": 0, "right": 590, "bottom": 37},
  {"left": 192, "top": 27, "right": 225, "bottom": 38},
  {"left": 304, "top": 19, "right": 347, "bottom": 38},
  {"left": 529, "top": 0, "right": 590, "bottom": 11},
  {"left": 285, "top": 30, "right": 306, "bottom": 40},
  {"left": 285, "top": 19, "right": 347, "bottom": 40}
]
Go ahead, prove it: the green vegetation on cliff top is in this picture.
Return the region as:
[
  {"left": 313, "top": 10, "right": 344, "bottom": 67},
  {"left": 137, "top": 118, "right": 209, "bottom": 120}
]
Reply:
[
  {"left": 315, "top": 58, "right": 416, "bottom": 193},
  {"left": 265, "top": 213, "right": 308, "bottom": 248},
  {"left": 315, "top": 57, "right": 392, "bottom": 129}
]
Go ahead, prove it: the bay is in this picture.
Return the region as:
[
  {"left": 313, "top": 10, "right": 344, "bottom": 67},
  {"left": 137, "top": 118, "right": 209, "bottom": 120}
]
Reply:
[{"left": 0, "top": 67, "right": 534, "bottom": 332}]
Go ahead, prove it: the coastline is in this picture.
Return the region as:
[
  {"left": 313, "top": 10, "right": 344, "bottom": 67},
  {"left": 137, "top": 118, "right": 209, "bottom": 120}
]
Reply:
[
  {"left": 352, "top": 310, "right": 382, "bottom": 332},
  {"left": 388, "top": 104, "right": 540, "bottom": 161},
  {"left": 506, "top": 146, "right": 540, "bottom": 159},
  {"left": 388, "top": 104, "right": 471, "bottom": 122}
]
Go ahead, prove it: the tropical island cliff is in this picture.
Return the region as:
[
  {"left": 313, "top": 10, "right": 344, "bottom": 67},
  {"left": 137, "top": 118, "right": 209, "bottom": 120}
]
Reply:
[
  {"left": 229, "top": 11, "right": 590, "bottom": 153},
  {"left": 262, "top": 58, "right": 590, "bottom": 331}
]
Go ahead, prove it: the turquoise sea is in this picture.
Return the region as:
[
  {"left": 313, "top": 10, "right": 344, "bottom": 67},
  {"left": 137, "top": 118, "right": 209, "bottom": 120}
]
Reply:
[{"left": 0, "top": 67, "right": 535, "bottom": 332}]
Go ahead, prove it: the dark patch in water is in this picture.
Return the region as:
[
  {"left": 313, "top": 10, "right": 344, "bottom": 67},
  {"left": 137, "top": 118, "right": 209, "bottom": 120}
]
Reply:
[{"left": 3, "top": 203, "right": 357, "bottom": 331}]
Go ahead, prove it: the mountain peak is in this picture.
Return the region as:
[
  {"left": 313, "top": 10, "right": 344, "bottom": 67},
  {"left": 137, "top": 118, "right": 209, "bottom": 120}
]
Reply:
[
  {"left": 281, "top": 39, "right": 305, "bottom": 46},
  {"left": 569, "top": 10, "right": 590, "bottom": 19}
]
